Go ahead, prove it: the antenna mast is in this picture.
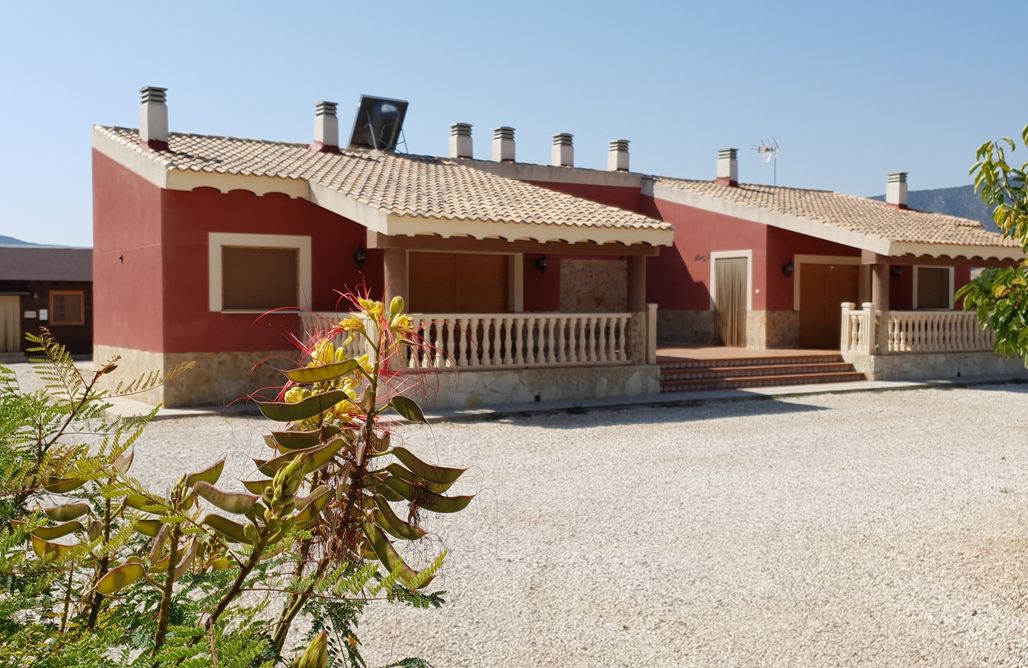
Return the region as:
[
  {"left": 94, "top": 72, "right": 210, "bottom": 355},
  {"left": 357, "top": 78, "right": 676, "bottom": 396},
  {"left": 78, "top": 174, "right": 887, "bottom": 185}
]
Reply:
[{"left": 753, "top": 139, "right": 781, "bottom": 186}]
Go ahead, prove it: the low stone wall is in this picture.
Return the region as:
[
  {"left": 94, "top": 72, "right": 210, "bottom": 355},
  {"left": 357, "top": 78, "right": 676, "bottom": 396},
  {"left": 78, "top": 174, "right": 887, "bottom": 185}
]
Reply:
[
  {"left": 94, "top": 345, "right": 296, "bottom": 407},
  {"left": 846, "top": 350, "right": 1028, "bottom": 382},
  {"left": 657, "top": 309, "right": 716, "bottom": 345},
  {"left": 397, "top": 363, "right": 661, "bottom": 410}
]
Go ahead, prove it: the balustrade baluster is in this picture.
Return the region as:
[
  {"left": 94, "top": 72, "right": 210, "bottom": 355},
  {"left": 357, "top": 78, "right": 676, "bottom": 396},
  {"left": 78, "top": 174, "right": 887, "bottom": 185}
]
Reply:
[{"left": 524, "top": 317, "right": 536, "bottom": 365}]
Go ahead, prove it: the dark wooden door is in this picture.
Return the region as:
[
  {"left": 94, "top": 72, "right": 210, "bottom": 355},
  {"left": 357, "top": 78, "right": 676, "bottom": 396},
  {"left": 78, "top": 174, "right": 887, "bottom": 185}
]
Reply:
[{"left": 798, "top": 263, "right": 859, "bottom": 348}]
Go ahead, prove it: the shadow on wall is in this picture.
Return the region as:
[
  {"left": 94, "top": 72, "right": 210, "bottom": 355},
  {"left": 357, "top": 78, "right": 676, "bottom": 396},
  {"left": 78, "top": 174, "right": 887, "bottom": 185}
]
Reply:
[{"left": 492, "top": 393, "right": 826, "bottom": 430}]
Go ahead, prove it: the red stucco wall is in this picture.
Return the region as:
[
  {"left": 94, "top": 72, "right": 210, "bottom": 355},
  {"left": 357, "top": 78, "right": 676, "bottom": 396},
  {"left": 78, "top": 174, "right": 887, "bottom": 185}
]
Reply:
[
  {"left": 93, "top": 151, "right": 165, "bottom": 350},
  {"left": 160, "top": 187, "right": 381, "bottom": 353},
  {"left": 523, "top": 253, "right": 561, "bottom": 311},
  {"left": 642, "top": 195, "right": 769, "bottom": 310},
  {"left": 765, "top": 227, "right": 861, "bottom": 311},
  {"left": 93, "top": 152, "right": 383, "bottom": 355}
]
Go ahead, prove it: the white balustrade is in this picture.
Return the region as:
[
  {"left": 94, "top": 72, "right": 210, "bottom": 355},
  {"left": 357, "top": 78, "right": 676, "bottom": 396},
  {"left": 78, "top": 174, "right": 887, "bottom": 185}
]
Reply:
[
  {"left": 840, "top": 304, "right": 994, "bottom": 355},
  {"left": 402, "top": 312, "right": 633, "bottom": 370},
  {"left": 883, "top": 310, "right": 994, "bottom": 353}
]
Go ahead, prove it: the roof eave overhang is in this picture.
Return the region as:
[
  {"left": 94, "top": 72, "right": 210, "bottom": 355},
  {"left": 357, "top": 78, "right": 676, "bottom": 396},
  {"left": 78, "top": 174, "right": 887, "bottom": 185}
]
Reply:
[
  {"left": 888, "top": 241, "right": 1025, "bottom": 262},
  {"left": 382, "top": 215, "right": 673, "bottom": 247}
]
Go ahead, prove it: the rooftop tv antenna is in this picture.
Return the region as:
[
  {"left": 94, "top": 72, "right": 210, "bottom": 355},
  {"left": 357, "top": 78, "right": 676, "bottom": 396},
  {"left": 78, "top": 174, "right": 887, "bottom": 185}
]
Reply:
[
  {"left": 753, "top": 138, "right": 781, "bottom": 185},
  {"left": 348, "top": 95, "right": 409, "bottom": 152}
]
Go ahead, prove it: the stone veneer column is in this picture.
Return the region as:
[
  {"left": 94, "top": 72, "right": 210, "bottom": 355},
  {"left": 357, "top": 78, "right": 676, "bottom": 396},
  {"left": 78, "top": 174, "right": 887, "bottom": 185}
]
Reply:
[{"left": 871, "top": 263, "right": 890, "bottom": 311}]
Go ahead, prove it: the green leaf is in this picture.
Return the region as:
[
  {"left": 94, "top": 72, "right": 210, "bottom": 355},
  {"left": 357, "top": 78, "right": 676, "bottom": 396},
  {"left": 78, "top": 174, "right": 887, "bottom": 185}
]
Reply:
[
  {"left": 382, "top": 476, "right": 474, "bottom": 513},
  {"left": 240, "top": 479, "right": 274, "bottom": 495},
  {"left": 374, "top": 495, "right": 426, "bottom": 540},
  {"left": 31, "top": 535, "right": 78, "bottom": 559},
  {"left": 269, "top": 425, "right": 341, "bottom": 451},
  {"left": 192, "top": 481, "right": 260, "bottom": 515},
  {"left": 203, "top": 514, "right": 252, "bottom": 544},
  {"left": 256, "top": 389, "right": 348, "bottom": 422},
  {"left": 95, "top": 562, "right": 146, "bottom": 595},
  {"left": 31, "top": 520, "right": 85, "bottom": 541},
  {"left": 392, "top": 446, "right": 467, "bottom": 485},
  {"left": 390, "top": 395, "right": 428, "bottom": 423},
  {"left": 254, "top": 437, "right": 344, "bottom": 477},
  {"left": 43, "top": 502, "right": 91, "bottom": 522},
  {"left": 184, "top": 459, "right": 225, "bottom": 487},
  {"left": 42, "top": 476, "right": 86, "bottom": 494},
  {"left": 132, "top": 518, "right": 162, "bottom": 537},
  {"left": 283, "top": 359, "right": 360, "bottom": 384},
  {"left": 386, "top": 462, "right": 456, "bottom": 494},
  {"left": 361, "top": 521, "right": 431, "bottom": 588}
]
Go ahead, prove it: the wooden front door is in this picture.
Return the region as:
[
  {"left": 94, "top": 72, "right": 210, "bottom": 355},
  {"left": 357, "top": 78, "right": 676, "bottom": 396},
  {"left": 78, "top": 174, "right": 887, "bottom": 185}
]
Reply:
[
  {"left": 713, "top": 257, "right": 748, "bottom": 347},
  {"left": 798, "top": 263, "right": 859, "bottom": 348},
  {"left": 409, "top": 252, "right": 509, "bottom": 313},
  {"left": 0, "top": 296, "right": 20, "bottom": 353}
]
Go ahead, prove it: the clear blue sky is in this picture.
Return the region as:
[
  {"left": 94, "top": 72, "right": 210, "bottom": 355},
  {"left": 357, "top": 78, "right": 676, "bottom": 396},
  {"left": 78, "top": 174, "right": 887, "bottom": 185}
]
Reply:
[{"left": 2, "top": 0, "right": 1026, "bottom": 247}]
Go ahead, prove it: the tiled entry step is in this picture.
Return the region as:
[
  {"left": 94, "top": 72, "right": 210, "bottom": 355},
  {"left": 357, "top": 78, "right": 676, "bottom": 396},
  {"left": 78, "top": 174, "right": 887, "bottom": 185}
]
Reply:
[{"left": 659, "top": 353, "right": 865, "bottom": 393}]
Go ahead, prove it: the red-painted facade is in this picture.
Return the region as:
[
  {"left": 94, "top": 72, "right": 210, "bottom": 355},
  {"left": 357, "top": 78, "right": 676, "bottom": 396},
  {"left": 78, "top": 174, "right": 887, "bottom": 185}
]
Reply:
[
  {"left": 526, "top": 180, "right": 645, "bottom": 213},
  {"left": 93, "top": 152, "right": 381, "bottom": 354}
]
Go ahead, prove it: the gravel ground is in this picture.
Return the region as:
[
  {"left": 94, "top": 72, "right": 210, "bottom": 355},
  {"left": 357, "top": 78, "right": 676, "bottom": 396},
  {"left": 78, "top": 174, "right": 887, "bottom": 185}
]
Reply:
[{"left": 10, "top": 361, "right": 1028, "bottom": 666}]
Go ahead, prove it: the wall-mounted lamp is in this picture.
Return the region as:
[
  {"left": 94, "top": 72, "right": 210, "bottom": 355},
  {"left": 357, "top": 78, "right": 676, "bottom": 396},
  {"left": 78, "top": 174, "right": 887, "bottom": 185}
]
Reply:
[
  {"left": 890, "top": 266, "right": 903, "bottom": 280},
  {"left": 353, "top": 247, "right": 367, "bottom": 268},
  {"left": 781, "top": 260, "right": 794, "bottom": 277},
  {"left": 118, "top": 254, "right": 124, "bottom": 263},
  {"left": 535, "top": 254, "right": 548, "bottom": 273}
]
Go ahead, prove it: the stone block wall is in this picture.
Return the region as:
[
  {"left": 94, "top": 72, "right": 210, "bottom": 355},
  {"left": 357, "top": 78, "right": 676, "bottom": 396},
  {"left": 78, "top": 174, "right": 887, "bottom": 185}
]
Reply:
[
  {"left": 94, "top": 345, "right": 296, "bottom": 407},
  {"left": 847, "top": 350, "right": 1028, "bottom": 382},
  {"left": 559, "top": 259, "right": 627, "bottom": 313},
  {"left": 656, "top": 309, "right": 716, "bottom": 345},
  {"left": 400, "top": 363, "right": 661, "bottom": 410}
]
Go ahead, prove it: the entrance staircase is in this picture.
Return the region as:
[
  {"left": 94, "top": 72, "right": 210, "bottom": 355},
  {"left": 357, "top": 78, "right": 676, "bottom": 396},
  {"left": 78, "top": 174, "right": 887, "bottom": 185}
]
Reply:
[{"left": 659, "top": 352, "right": 865, "bottom": 393}]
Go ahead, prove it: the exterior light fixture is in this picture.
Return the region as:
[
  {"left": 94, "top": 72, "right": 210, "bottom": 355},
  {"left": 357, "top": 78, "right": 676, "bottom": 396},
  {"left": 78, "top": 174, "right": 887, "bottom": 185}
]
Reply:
[
  {"left": 781, "top": 260, "right": 794, "bottom": 277},
  {"left": 353, "top": 247, "right": 367, "bottom": 268},
  {"left": 890, "top": 266, "right": 903, "bottom": 280},
  {"left": 535, "top": 254, "right": 548, "bottom": 273}
]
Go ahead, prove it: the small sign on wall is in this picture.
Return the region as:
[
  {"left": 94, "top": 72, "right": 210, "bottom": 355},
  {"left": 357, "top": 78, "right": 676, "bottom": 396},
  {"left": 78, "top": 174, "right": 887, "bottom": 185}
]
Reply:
[
  {"left": 38, "top": 309, "right": 48, "bottom": 321},
  {"left": 24, "top": 311, "right": 36, "bottom": 319}
]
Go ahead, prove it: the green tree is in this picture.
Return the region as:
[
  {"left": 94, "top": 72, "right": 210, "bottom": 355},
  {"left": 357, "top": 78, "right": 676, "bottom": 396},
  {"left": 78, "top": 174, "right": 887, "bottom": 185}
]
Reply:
[{"left": 958, "top": 125, "right": 1028, "bottom": 362}]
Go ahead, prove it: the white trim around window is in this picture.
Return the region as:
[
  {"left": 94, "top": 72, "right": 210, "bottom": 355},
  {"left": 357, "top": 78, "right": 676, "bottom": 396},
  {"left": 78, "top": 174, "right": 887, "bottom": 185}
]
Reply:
[
  {"left": 208, "top": 232, "right": 312, "bottom": 312},
  {"left": 912, "top": 265, "right": 955, "bottom": 310},
  {"left": 709, "top": 250, "right": 753, "bottom": 312}
]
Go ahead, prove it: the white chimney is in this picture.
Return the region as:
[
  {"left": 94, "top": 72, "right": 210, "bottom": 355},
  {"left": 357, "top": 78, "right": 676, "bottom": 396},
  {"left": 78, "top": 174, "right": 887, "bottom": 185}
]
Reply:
[
  {"left": 311, "top": 101, "right": 339, "bottom": 153},
  {"left": 608, "top": 139, "right": 629, "bottom": 172},
  {"left": 551, "top": 133, "right": 574, "bottom": 167},
  {"left": 886, "top": 172, "right": 908, "bottom": 208},
  {"left": 450, "top": 123, "right": 473, "bottom": 159},
  {"left": 139, "top": 86, "right": 168, "bottom": 150},
  {"left": 493, "top": 127, "right": 515, "bottom": 162},
  {"left": 715, "top": 148, "right": 738, "bottom": 186}
]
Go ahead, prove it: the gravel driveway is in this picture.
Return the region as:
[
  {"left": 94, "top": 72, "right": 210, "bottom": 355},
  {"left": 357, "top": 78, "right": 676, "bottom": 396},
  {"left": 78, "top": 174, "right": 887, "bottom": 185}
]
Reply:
[{"left": 11, "top": 360, "right": 1028, "bottom": 666}]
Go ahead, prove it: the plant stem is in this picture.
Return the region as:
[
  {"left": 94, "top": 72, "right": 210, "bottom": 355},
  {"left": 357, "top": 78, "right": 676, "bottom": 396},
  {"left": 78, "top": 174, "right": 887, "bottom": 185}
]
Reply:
[
  {"left": 272, "top": 555, "right": 330, "bottom": 653},
  {"left": 59, "top": 567, "right": 74, "bottom": 633},
  {"left": 86, "top": 495, "right": 112, "bottom": 628},
  {"left": 152, "top": 524, "right": 181, "bottom": 657}
]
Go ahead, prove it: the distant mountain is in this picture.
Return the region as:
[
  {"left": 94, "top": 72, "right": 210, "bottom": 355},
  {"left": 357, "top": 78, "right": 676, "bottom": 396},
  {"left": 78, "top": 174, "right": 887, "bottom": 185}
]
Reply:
[
  {"left": 0, "top": 235, "right": 38, "bottom": 246},
  {"left": 871, "top": 185, "right": 996, "bottom": 231}
]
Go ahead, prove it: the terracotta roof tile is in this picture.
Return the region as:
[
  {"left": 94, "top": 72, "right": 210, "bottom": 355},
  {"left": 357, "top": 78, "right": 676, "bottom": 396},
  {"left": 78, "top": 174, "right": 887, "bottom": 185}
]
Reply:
[
  {"left": 96, "top": 126, "right": 671, "bottom": 235},
  {"left": 655, "top": 178, "right": 1019, "bottom": 249}
]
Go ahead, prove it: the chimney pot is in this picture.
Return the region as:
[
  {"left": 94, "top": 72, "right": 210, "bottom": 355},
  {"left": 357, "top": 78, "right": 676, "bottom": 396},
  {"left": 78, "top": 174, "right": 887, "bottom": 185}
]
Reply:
[
  {"left": 551, "top": 133, "right": 574, "bottom": 167},
  {"left": 311, "top": 100, "right": 339, "bottom": 153},
  {"left": 886, "top": 172, "right": 908, "bottom": 208},
  {"left": 139, "top": 86, "right": 169, "bottom": 150},
  {"left": 608, "top": 139, "right": 630, "bottom": 172},
  {"left": 715, "top": 148, "right": 738, "bottom": 186},
  {"left": 450, "top": 123, "right": 473, "bottom": 159},
  {"left": 492, "top": 127, "right": 515, "bottom": 162}
]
